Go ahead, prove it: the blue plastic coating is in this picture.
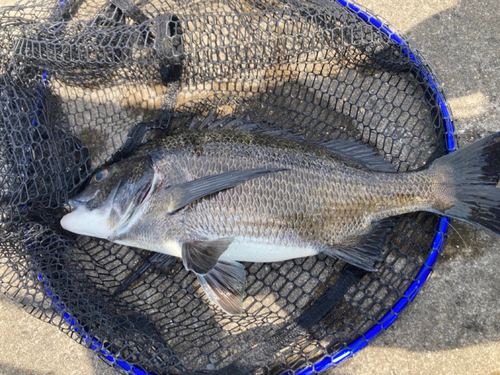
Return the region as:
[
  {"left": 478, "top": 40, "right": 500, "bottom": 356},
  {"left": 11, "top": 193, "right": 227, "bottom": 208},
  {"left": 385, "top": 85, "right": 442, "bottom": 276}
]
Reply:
[
  {"left": 432, "top": 232, "right": 444, "bottom": 250},
  {"left": 133, "top": 366, "right": 148, "bottom": 375},
  {"left": 446, "top": 133, "right": 456, "bottom": 150},
  {"left": 295, "top": 365, "right": 314, "bottom": 375},
  {"left": 438, "top": 217, "right": 450, "bottom": 233},
  {"left": 369, "top": 17, "right": 382, "bottom": 28},
  {"left": 444, "top": 119, "right": 453, "bottom": 133},
  {"left": 440, "top": 102, "right": 450, "bottom": 119},
  {"left": 314, "top": 357, "right": 332, "bottom": 372},
  {"left": 357, "top": 11, "right": 369, "bottom": 22},
  {"left": 425, "top": 250, "right": 439, "bottom": 268},
  {"left": 117, "top": 360, "right": 131, "bottom": 371},
  {"left": 405, "top": 281, "right": 421, "bottom": 299},
  {"left": 347, "top": 3, "right": 360, "bottom": 12},
  {"left": 380, "top": 311, "right": 397, "bottom": 329},
  {"left": 332, "top": 349, "right": 351, "bottom": 364},
  {"left": 364, "top": 323, "right": 382, "bottom": 340},
  {"left": 390, "top": 34, "right": 403, "bottom": 45},
  {"left": 351, "top": 339, "right": 369, "bottom": 353},
  {"left": 414, "top": 269, "right": 432, "bottom": 292},
  {"left": 349, "top": 336, "right": 365, "bottom": 350},
  {"left": 414, "top": 266, "right": 429, "bottom": 284},
  {"left": 392, "top": 296, "right": 409, "bottom": 313},
  {"left": 380, "top": 25, "right": 392, "bottom": 38}
]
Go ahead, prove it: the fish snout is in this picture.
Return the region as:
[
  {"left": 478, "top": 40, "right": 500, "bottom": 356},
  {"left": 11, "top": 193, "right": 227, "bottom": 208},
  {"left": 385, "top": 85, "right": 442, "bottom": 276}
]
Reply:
[
  {"left": 68, "top": 188, "right": 100, "bottom": 208},
  {"left": 68, "top": 198, "right": 83, "bottom": 208}
]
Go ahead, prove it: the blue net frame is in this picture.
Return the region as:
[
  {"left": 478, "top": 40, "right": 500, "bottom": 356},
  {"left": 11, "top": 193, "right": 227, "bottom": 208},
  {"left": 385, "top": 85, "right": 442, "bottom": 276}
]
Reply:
[{"left": 13, "top": 0, "right": 456, "bottom": 374}]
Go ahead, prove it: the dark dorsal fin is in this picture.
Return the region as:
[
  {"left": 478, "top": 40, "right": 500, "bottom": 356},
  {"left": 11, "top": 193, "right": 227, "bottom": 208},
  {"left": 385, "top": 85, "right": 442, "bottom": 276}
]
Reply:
[
  {"left": 321, "top": 139, "right": 397, "bottom": 172},
  {"left": 188, "top": 113, "right": 396, "bottom": 173},
  {"left": 165, "top": 167, "right": 288, "bottom": 213}
]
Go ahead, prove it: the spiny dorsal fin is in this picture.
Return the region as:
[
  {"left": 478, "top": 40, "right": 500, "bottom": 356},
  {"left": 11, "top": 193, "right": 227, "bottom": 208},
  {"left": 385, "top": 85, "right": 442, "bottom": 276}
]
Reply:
[
  {"left": 196, "top": 260, "right": 246, "bottom": 315},
  {"left": 189, "top": 113, "right": 396, "bottom": 172},
  {"left": 165, "top": 168, "right": 288, "bottom": 213},
  {"left": 321, "top": 139, "right": 397, "bottom": 172},
  {"left": 182, "top": 237, "right": 234, "bottom": 274},
  {"left": 323, "top": 217, "right": 396, "bottom": 271}
]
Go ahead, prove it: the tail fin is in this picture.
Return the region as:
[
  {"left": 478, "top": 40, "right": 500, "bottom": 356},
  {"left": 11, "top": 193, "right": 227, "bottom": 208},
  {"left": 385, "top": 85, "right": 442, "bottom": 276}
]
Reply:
[{"left": 434, "top": 132, "right": 500, "bottom": 235}]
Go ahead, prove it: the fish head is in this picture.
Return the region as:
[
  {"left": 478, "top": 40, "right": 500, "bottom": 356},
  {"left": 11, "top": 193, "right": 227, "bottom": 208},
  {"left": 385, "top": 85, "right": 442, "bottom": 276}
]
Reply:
[{"left": 60, "top": 155, "right": 156, "bottom": 239}]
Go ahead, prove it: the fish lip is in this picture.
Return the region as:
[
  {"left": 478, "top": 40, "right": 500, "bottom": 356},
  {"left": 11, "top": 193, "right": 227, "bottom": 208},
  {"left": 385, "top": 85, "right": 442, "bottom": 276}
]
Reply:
[
  {"left": 68, "top": 189, "right": 100, "bottom": 208},
  {"left": 64, "top": 202, "right": 76, "bottom": 213},
  {"left": 67, "top": 198, "right": 83, "bottom": 208},
  {"left": 60, "top": 205, "right": 113, "bottom": 239}
]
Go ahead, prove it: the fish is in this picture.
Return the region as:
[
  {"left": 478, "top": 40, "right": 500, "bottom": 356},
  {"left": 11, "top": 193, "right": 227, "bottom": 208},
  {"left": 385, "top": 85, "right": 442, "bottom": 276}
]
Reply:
[{"left": 61, "top": 116, "right": 500, "bottom": 314}]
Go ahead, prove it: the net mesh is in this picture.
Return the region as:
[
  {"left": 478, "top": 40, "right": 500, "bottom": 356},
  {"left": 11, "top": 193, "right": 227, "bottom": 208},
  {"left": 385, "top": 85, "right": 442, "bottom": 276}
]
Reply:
[{"left": 0, "top": 0, "right": 450, "bottom": 373}]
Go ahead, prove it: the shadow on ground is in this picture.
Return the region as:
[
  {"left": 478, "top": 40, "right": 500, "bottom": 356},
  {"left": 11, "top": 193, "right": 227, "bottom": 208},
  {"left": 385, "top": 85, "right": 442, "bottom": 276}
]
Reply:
[{"left": 0, "top": 364, "right": 46, "bottom": 375}]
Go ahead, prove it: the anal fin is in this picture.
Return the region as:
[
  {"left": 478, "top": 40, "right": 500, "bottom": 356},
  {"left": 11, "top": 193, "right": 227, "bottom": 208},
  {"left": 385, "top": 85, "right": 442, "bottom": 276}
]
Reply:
[
  {"left": 196, "top": 260, "right": 246, "bottom": 315},
  {"left": 324, "top": 217, "right": 396, "bottom": 271}
]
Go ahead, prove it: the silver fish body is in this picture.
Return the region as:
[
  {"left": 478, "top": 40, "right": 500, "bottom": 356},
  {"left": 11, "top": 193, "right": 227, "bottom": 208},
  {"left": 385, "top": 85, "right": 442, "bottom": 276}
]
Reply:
[
  {"left": 112, "top": 132, "right": 437, "bottom": 260},
  {"left": 61, "top": 120, "right": 500, "bottom": 313}
]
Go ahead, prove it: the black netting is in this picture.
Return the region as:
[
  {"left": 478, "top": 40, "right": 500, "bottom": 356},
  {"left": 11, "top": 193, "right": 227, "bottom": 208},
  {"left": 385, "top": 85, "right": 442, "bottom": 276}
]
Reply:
[{"left": 0, "top": 0, "right": 451, "bottom": 374}]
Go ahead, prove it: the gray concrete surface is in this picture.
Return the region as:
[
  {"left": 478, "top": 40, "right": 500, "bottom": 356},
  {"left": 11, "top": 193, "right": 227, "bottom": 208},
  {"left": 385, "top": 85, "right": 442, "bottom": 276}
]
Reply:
[{"left": 0, "top": 0, "right": 499, "bottom": 374}]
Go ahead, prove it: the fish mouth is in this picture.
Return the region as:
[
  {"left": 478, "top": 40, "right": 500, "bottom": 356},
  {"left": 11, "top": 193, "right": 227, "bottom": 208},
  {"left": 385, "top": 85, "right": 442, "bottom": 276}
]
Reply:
[
  {"left": 63, "top": 202, "right": 76, "bottom": 213},
  {"left": 67, "top": 198, "right": 83, "bottom": 209},
  {"left": 68, "top": 189, "right": 99, "bottom": 208},
  {"left": 60, "top": 205, "right": 113, "bottom": 239}
]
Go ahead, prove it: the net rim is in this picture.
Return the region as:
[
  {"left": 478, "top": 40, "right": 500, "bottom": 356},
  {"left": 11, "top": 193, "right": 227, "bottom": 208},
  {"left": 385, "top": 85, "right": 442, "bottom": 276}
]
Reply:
[{"left": 20, "top": 0, "right": 457, "bottom": 374}]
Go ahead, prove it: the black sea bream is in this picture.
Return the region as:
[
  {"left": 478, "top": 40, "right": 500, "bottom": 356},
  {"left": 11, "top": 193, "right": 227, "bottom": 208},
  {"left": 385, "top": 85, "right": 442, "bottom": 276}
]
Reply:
[{"left": 61, "top": 117, "right": 500, "bottom": 314}]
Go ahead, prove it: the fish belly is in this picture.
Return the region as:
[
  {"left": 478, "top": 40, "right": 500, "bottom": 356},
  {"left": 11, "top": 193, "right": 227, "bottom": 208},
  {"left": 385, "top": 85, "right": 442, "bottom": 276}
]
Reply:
[
  {"left": 116, "top": 235, "right": 318, "bottom": 263},
  {"left": 114, "top": 238, "right": 183, "bottom": 258},
  {"left": 218, "top": 236, "right": 319, "bottom": 263}
]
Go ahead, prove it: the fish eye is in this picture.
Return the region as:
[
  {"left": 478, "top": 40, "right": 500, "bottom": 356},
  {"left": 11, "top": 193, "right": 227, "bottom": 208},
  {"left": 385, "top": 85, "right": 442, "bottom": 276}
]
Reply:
[{"left": 93, "top": 169, "right": 109, "bottom": 183}]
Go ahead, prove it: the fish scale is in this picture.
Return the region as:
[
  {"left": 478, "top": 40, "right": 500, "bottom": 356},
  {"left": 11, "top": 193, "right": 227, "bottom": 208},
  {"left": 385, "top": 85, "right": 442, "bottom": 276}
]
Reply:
[{"left": 138, "top": 131, "right": 435, "bottom": 250}]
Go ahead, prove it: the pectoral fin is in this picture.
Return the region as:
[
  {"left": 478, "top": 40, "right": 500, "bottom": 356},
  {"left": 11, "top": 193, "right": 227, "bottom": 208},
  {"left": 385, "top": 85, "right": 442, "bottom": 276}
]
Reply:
[
  {"left": 182, "top": 237, "right": 234, "bottom": 274},
  {"left": 165, "top": 168, "right": 288, "bottom": 213},
  {"left": 196, "top": 260, "right": 246, "bottom": 314}
]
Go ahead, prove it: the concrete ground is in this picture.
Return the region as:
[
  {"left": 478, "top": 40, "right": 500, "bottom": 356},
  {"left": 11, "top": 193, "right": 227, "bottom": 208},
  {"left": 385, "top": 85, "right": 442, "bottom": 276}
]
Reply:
[{"left": 0, "top": 0, "right": 499, "bottom": 374}]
